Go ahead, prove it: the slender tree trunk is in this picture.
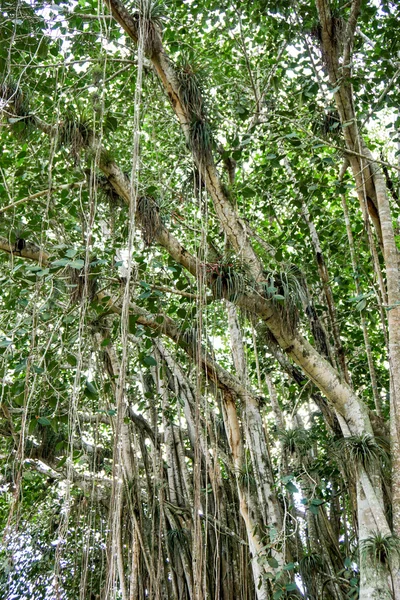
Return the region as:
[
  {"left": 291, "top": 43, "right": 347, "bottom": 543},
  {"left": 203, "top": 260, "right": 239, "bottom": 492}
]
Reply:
[
  {"left": 357, "top": 479, "right": 392, "bottom": 600},
  {"left": 221, "top": 388, "right": 272, "bottom": 599},
  {"left": 226, "top": 302, "right": 284, "bottom": 565},
  {"left": 315, "top": 0, "right": 400, "bottom": 557}
]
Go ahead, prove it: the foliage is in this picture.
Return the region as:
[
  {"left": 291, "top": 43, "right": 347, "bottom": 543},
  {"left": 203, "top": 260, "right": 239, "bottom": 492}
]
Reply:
[
  {"left": 0, "top": 0, "right": 399, "bottom": 598},
  {"left": 337, "top": 433, "right": 388, "bottom": 470},
  {"left": 361, "top": 532, "right": 400, "bottom": 568}
]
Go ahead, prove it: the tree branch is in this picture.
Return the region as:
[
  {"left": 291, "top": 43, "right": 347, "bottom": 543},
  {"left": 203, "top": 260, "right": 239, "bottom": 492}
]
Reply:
[
  {"left": 0, "top": 236, "right": 49, "bottom": 263},
  {"left": 0, "top": 181, "right": 86, "bottom": 214}
]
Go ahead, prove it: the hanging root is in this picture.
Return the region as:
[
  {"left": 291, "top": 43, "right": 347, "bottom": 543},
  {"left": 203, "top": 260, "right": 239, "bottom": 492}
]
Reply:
[
  {"left": 0, "top": 79, "right": 35, "bottom": 135},
  {"left": 189, "top": 117, "right": 212, "bottom": 157},
  {"left": 131, "top": 0, "right": 164, "bottom": 57},
  {"left": 176, "top": 59, "right": 205, "bottom": 117},
  {"left": 183, "top": 165, "right": 206, "bottom": 195},
  {"left": 180, "top": 327, "right": 202, "bottom": 361},
  {"left": 175, "top": 57, "right": 213, "bottom": 158},
  {"left": 67, "top": 265, "right": 98, "bottom": 303},
  {"left": 137, "top": 195, "right": 162, "bottom": 246},
  {"left": 0, "top": 79, "right": 30, "bottom": 117},
  {"left": 58, "top": 112, "right": 92, "bottom": 163},
  {"left": 97, "top": 174, "right": 126, "bottom": 206},
  {"left": 309, "top": 15, "right": 345, "bottom": 70}
]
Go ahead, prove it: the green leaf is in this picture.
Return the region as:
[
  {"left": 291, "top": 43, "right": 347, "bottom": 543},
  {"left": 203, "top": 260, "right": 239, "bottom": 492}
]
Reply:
[
  {"left": 14, "top": 359, "right": 27, "bottom": 373},
  {"left": 356, "top": 298, "right": 367, "bottom": 311},
  {"left": 84, "top": 381, "right": 98, "bottom": 398},
  {"left": 65, "top": 248, "right": 78, "bottom": 258},
  {"left": 267, "top": 556, "right": 279, "bottom": 569},
  {"left": 51, "top": 258, "right": 70, "bottom": 267},
  {"left": 66, "top": 354, "right": 77, "bottom": 366},
  {"left": 37, "top": 39, "right": 49, "bottom": 59},
  {"left": 286, "top": 481, "right": 299, "bottom": 494},
  {"left": 242, "top": 187, "right": 256, "bottom": 198},
  {"left": 142, "top": 355, "right": 157, "bottom": 367},
  {"left": 36, "top": 268, "right": 50, "bottom": 277},
  {"left": 129, "top": 315, "right": 138, "bottom": 334},
  {"left": 28, "top": 418, "right": 37, "bottom": 434},
  {"left": 37, "top": 417, "right": 51, "bottom": 426},
  {"left": 68, "top": 259, "right": 85, "bottom": 270}
]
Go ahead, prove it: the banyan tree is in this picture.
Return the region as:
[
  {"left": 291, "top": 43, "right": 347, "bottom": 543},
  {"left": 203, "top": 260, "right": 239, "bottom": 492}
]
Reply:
[{"left": 1, "top": 0, "right": 400, "bottom": 598}]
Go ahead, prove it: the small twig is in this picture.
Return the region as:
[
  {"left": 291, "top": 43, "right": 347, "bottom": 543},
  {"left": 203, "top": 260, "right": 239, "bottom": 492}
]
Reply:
[
  {"left": 0, "top": 180, "right": 87, "bottom": 213},
  {"left": 148, "top": 284, "right": 200, "bottom": 300},
  {"left": 361, "top": 64, "right": 400, "bottom": 129},
  {"left": 275, "top": 114, "right": 400, "bottom": 172},
  {"left": 13, "top": 58, "right": 136, "bottom": 69}
]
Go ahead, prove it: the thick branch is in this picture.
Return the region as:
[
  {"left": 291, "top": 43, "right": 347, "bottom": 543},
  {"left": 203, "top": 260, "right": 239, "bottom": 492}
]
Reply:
[
  {"left": 0, "top": 236, "right": 49, "bottom": 263},
  {"left": 105, "top": 0, "right": 264, "bottom": 279}
]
